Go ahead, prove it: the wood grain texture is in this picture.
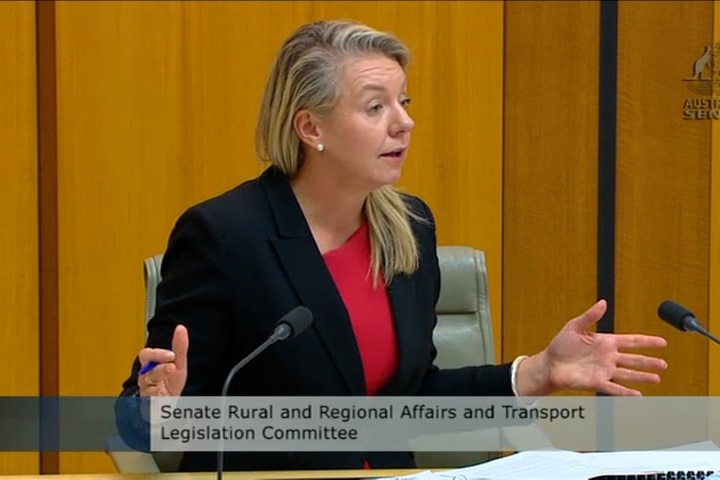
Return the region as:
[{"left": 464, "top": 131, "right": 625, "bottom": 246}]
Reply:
[
  {"left": 53, "top": 1, "right": 503, "bottom": 472},
  {"left": 710, "top": 0, "right": 720, "bottom": 398},
  {"left": 707, "top": 0, "right": 720, "bottom": 445},
  {"left": 0, "top": 0, "right": 40, "bottom": 474},
  {"left": 502, "top": 2, "right": 600, "bottom": 378},
  {"left": 616, "top": 0, "right": 712, "bottom": 396}
]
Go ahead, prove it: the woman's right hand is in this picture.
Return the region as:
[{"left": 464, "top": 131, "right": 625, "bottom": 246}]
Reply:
[{"left": 137, "top": 325, "right": 189, "bottom": 397}]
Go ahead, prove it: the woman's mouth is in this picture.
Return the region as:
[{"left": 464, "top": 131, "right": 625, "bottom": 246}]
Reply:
[{"left": 380, "top": 148, "right": 406, "bottom": 158}]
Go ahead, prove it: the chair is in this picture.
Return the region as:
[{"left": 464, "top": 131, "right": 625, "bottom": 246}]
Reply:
[
  {"left": 107, "top": 247, "right": 525, "bottom": 472},
  {"left": 105, "top": 254, "right": 181, "bottom": 474},
  {"left": 142, "top": 254, "right": 163, "bottom": 331},
  {"left": 432, "top": 246, "right": 496, "bottom": 371},
  {"left": 410, "top": 247, "right": 498, "bottom": 468}
]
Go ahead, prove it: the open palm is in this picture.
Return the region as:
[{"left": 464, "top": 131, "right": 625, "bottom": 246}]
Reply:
[{"left": 535, "top": 300, "right": 668, "bottom": 396}]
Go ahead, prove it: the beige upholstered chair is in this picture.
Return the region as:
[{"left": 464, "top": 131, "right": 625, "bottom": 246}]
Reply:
[
  {"left": 108, "top": 247, "right": 525, "bottom": 472},
  {"left": 433, "top": 246, "right": 495, "bottom": 371},
  {"left": 142, "top": 254, "right": 163, "bottom": 330},
  {"left": 411, "top": 247, "right": 499, "bottom": 468},
  {"left": 106, "top": 254, "right": 180, "bottom": 474}
]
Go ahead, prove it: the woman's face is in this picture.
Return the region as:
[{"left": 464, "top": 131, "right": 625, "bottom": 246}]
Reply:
[{"left": 303, "top": 54, "right": 415, "bottom": 191}]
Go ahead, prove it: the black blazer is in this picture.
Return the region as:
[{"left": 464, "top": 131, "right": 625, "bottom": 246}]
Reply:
[{"left": 117, "top": 165, "right": 513, "bottom": 471}]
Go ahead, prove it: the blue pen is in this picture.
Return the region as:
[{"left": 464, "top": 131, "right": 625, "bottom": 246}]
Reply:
[
  {"left": 139, "top": 361, "right": 159, "bottom": 375},
  {"left": 139, "top": 347, "right": 174, "bottom": 375}
]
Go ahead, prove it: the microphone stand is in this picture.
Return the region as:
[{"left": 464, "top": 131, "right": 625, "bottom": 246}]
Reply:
[
  {"left": 687, "top": 319, "right": 720, "bottom": 346},
  {"left": 216, "top": 325, "right": 294, "bottom": 480}
]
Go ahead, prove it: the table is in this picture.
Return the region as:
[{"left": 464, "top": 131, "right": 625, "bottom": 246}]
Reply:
[{"left": 1, "top": 469, "right": 426, "bottom": 479}]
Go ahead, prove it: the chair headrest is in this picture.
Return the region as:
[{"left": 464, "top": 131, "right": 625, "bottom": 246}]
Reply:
[{"left": 435, "top": 246, "right": 487, "bottom": 315}]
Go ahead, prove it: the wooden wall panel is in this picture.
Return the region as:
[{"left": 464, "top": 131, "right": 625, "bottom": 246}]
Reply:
[
  {"left": 54, "top": 1, "right": 503, "bottom": 473},
  {"left": 502, "top": 2, "right": 600, "bottom": 377},
  {"left": 616, "top": 1, "right": 712, "bottom": 396},
  {"left": 709, "top": 2, "right": 720, "bottom": 449},
  {"left": 710, "top": 0, "right": 720, "bottom": 399},
  {"left": 0, "top": 0, "right": 39, "bottom": 474},
  {"left": 54, "top": 1, "right": 260, "bottom": 472}
]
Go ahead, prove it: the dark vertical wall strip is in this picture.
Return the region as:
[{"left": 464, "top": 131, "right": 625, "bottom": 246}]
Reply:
[
  {"left": 36, "top": 0, "right": 59, "bottom": 474},
  {"left": 596, "top": 0, "right": 618, "bottom": 451},
  {"left": 597, "top": 0, "right": 617, "bottom": 335}
]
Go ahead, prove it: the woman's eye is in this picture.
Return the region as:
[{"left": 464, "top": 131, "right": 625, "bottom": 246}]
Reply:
[
  {"left": 401, "top": 98, "right": 412, "bottom": 109},
  {"left": 369, "top": 104, "right": 382, "bottom": 113}
]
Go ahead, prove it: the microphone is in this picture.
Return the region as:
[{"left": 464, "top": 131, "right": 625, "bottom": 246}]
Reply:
[
  {"left": 657, "top": 300, "right": 720, "bottom": 345},
  {"left": 216, "top": 306, "right": 313, "bottom": 480}
]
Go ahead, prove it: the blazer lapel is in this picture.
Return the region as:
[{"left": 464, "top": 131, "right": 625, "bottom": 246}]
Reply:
[
  {"left": 260, "top": 167, "right": 366, "bottom": 396},
  {"left": 378, "top": 272, "right": 419, "bottom": 395}
]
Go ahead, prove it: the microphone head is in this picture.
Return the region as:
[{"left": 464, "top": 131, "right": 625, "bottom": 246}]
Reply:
[
  {"left": 658, "top": 300, "right": 695, "bottom": 332},
  {"left": 276, "top": 306, "right": 313, "bottom": 339}
]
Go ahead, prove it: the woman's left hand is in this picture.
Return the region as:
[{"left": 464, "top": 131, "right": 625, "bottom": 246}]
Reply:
[{"left": 515, "top": 299, "right": 668, "bottom": 397}]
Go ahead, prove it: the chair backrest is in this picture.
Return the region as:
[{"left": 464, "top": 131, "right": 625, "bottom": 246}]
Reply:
[
  {"left": 433, "top": 246, "right": 495, "bottom": 367},
  {"left": 142, "top": 248, "right": 495, "bottom": 356},
  {"left": 122, "top": 254, "right": 183, "bottom": 473},
  {"left": 412, "top": 246, "right": 498, "bottom": 469},
  {"left": 133, "top": 247, "right": 498, "bottom": 471},
  {"left": 143, "top": 254, "right": 164, "bottom": 337}
]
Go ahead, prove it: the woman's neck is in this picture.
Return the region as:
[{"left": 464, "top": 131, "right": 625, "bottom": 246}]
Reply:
[{"left": 290, "top": 166, "right": 368, "bottom": 247}]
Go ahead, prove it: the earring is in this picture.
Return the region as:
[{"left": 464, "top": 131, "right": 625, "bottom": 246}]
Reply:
[{"left": 317, "top": 144, "right": 324, "bottom": 152}]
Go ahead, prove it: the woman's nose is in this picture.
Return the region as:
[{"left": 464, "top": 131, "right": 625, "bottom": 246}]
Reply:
[{"left": 391, "top": 105, "right": 415, "bottom": 135}]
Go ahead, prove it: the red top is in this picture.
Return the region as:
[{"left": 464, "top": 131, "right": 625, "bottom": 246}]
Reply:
[{"left": 322, "top": 224, "right": 399, "bottom": 395}]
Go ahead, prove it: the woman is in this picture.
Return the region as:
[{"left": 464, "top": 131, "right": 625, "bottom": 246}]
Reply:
[{"left": 117, "top": 19, "right": 667, "bottom": 472}]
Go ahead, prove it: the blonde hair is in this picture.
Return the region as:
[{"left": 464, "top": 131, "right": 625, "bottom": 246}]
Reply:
[{"left": 256, "top": 20, "right": 421, "bottom": 285}]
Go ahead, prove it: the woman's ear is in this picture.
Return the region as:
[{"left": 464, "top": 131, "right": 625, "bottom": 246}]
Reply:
[{"left": 293, "top": 109, "right": 322, "bottom": 149}]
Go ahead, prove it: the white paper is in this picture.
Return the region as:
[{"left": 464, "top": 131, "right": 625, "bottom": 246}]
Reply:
[
  {"left": 381, "top": 449, "right": 720, "bottom": 480},
  {"left": 375, "top": 470, "right": 437, "bottom": 480},
  {"left": 585, "top": 450, "right": 720, "bottom": 474},
  {"left": 432, "top": 451, "right": 601, "bottom": 480}
]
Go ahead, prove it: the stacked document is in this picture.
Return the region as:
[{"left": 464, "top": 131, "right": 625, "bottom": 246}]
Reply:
[{"left": 379, "top": 447, "right": 720, "bottom": 480}]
